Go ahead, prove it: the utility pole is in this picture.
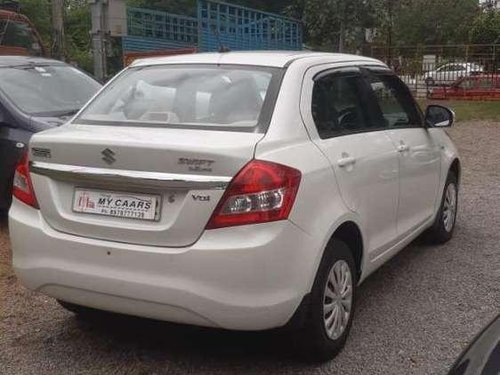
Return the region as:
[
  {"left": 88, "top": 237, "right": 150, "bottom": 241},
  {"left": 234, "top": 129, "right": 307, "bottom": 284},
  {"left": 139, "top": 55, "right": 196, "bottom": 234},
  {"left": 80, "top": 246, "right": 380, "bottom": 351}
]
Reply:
[
  {"left": 51, "top": 0, "right": 65, "bottom": 60},
  {"left": 90, "top": 0, "right": 107, "bottom": 82},
  {"left": 338, "top": 0, "right": 345, "bottom": 53},
  {"left": 387, "top": 0, "right": 393, "bottom": 67}
]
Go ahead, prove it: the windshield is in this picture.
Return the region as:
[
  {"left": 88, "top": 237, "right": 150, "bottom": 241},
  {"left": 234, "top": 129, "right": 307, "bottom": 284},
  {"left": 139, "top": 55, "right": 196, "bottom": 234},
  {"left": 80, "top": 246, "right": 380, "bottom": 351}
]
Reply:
[
  {"left": 75, "top": 64, "right": 282, "bottom": 132},
  {"left": 0, "top": 64, "right": 101, "bottom": 116}
]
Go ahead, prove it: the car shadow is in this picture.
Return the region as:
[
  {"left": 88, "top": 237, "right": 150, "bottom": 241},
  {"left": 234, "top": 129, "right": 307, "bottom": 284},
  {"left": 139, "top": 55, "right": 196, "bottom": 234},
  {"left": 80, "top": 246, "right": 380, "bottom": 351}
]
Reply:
[
  {"left": 0, "top": 210, "right": 7, "bottom": 228},
  {"left": 68, "top": 310, "right": 308, "bottom": 368},
  {"left": 57, "top": 231, "right": 447, "bottom": 370}
]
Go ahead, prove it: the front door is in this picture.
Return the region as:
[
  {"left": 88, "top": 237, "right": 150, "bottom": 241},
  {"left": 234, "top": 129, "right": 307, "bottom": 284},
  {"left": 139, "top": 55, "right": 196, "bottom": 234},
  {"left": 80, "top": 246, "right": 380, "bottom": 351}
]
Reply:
[
  {"left": 303, "top": 67, "right": 400, "bottom": 256},
  {"left": 365, "top": 71, "right": 441, "bottom": 236}
]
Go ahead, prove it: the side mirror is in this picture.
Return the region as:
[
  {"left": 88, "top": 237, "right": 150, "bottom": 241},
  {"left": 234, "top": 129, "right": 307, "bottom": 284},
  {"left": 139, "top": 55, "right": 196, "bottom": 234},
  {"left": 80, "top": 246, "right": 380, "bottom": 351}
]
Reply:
[{"left": 425, "top": 105, "right": 455, "bottom": 128}]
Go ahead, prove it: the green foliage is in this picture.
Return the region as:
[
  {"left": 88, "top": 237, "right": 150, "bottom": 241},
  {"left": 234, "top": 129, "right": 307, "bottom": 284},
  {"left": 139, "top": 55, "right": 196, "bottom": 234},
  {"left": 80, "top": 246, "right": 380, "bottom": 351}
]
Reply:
[
  {"left": 17, "top": 0, "right": 51, "bottom": 49},
  {"left": 288, "top": 0, "right": 482, "bottom": 51},
  {"left": 469, "top": 9, "right": 500, "bottom": 44},
  {"left": 65, "top": 0, "right": 93, "bottom": 72},
  {"left": 388, "top": 0, "right": 479, "bottom": 45},
  {"left": 286, "top": 0, "right": 375, "bottom": 51},
  {"left": 15, "top": 0, "right": 92, "bottom": 71}
]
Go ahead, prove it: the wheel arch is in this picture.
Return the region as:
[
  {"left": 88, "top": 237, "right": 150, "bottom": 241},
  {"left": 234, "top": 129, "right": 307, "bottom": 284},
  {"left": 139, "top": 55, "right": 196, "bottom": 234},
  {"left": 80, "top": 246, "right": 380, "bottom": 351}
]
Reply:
[
  {"left": 330, "top": 221, "right": 364, "bottom": 282},
  {"left": 450, "top": 158, "right": 461, "bottom": 186},
  {"left": 314, "top": 220, "right": 365, "bottom": 285}
]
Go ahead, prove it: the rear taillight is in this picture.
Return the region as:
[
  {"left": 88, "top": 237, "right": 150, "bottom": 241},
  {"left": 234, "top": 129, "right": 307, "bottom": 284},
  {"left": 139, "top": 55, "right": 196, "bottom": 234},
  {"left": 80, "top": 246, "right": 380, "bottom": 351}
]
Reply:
[
  {"left": 12, "top": 151, "right": 38, "bottom": 209},
  {"left": 206, "top": 160, "right": 301, "bottom": 229}
]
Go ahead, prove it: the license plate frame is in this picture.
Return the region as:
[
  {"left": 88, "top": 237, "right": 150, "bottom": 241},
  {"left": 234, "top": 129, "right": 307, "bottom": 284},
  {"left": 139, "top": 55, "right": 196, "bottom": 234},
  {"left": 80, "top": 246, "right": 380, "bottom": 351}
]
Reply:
[{"left": 72, "top": 188, "right": 161, "bottom": 222}]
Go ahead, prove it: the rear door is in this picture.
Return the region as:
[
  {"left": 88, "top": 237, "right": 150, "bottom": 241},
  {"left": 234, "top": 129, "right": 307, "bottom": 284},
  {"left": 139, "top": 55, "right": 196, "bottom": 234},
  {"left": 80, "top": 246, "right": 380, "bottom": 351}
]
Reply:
[
  {"left": 302, "top": 66, "right": 400, "bottom": 256},
  {"left": 365, "top": 70, "right": 441, "bottom": 236}
]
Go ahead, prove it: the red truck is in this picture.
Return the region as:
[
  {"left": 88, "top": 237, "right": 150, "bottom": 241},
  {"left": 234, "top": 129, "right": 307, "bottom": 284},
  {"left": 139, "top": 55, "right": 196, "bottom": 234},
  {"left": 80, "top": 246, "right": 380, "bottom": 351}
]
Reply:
[{"left": 0, "top": 4, "right": 46, "bottom": 57}]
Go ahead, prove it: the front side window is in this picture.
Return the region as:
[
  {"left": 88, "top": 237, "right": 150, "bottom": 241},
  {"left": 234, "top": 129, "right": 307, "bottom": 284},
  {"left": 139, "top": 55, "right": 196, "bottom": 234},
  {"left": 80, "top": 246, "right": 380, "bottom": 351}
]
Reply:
[
  {"left": 367, "top": 73, "right": 422, "bottom": 128},
  {"left": 311, "top": 73, "right": 369, "bottom": 138},
  {"left": 76, "top": 65, "right": 281, "bottom": 132}
]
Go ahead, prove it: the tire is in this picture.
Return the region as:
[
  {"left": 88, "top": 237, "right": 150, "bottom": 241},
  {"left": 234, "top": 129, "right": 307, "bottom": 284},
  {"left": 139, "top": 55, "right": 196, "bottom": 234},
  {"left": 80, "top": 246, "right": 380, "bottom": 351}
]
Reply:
[
  {"left": 294, "top": 239, "right": 357, "bottom": 362},
  {"left": 425, "top": 172, "right": 458, "bottom": 244},
  {"left": 0, "top": 174, "right": 13, "bottom": 214}
]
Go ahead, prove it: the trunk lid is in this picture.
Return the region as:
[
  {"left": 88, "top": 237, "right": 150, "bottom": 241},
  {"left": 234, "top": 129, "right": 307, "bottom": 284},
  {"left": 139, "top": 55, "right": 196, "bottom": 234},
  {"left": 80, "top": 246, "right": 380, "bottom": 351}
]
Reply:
[{"left": 29, "top": 124, "right": 261, "bottom": 247}]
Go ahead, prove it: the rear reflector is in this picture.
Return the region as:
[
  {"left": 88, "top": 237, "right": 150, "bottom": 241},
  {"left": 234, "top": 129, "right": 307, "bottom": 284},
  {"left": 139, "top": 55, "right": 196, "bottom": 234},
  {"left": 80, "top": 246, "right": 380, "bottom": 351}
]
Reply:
[
  {"left": 12, "top": 151, "right": 38, "bottom": 208},
  {"left": 206, "top": 160, "right": 301, "bottom": 229}
]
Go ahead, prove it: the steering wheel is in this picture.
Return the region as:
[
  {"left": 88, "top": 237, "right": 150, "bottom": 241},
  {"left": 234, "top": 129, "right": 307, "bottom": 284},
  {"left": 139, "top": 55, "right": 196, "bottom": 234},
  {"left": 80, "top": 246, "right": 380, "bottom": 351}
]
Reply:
[{"left": 337, "top": 108, "right": 359, "bottom": 130}]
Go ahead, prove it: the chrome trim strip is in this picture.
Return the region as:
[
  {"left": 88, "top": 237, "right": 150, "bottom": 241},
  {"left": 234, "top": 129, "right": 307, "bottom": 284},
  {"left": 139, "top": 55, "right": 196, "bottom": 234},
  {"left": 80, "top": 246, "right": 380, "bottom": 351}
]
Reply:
[{"left": 30, "top": 161, "right": 231, "bottom": 190}]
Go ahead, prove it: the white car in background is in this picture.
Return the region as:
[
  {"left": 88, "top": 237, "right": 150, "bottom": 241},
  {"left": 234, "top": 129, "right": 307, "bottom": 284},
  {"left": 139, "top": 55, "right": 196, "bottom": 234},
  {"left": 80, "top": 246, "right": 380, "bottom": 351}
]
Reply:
[
  {"left": 9, "top": 51, "right": 460, "bottom": 362},
  {"left": 424, "top": 62, "right": 483, "bottom": 86}
]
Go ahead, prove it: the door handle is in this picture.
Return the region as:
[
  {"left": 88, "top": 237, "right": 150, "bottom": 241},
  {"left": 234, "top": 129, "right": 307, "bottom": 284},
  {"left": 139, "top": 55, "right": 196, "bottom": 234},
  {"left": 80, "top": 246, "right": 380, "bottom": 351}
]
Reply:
[
  {"left": 337, "top": 155, "right": 356, "bottom": 168},
  {"left": 397, "top": 143, "right": 410, "bottom": 153}
]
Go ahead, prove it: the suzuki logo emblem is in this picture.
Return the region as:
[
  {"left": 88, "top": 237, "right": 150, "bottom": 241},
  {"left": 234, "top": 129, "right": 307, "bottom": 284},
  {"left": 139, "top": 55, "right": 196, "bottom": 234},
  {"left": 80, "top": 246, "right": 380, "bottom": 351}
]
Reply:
[{"left": 101, "top": 148, "right": 116, "bottom": 165}]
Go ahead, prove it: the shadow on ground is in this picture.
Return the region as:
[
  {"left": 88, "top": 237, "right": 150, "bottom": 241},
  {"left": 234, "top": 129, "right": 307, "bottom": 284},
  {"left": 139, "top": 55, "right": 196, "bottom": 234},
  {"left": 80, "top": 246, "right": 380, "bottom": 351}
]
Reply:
[{"left": 55, "top": 234, "right": 436, "bottom": 368}]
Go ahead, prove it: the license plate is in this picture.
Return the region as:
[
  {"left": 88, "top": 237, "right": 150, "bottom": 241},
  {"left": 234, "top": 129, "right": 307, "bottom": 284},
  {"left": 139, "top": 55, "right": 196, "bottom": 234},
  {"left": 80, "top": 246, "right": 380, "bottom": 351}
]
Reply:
[{"left": 73, "top": 189, "right": 160, "bottom": 221}]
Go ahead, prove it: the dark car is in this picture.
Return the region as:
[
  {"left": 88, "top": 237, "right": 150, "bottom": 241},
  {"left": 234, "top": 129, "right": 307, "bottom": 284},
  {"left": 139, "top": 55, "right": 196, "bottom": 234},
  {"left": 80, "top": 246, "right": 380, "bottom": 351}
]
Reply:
[
  {"left": 0, "top": 56, "right": 101, "bottom": 212},
  {"left": 448, "top": 314, "right": 500, "bottom": 375}
]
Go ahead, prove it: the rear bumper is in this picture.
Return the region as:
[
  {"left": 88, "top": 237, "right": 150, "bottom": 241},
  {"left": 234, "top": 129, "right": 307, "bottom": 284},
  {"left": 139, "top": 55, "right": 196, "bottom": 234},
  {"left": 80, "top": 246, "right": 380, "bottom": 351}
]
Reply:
[{"left": 9, "top": 199, "right": 318, "bottom": 330}]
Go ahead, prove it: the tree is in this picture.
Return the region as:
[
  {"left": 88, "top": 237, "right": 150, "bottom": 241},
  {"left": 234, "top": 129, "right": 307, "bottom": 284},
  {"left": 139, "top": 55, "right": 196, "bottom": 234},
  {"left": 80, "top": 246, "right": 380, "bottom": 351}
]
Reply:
[
  {"left": 18, "top": 0, "right": 51, "bottom": 48},
  {"left": 286, "top": 0, "right": 376, "bottom": 52},
  {"left": 374, "top": 0, "right": 480, "bottom": 46},
  {"left": 469, "top": 9, "right": 500, "bottom": 44},
  {"left": 65, "top": 0, "right": 93, "bottom": 72}
]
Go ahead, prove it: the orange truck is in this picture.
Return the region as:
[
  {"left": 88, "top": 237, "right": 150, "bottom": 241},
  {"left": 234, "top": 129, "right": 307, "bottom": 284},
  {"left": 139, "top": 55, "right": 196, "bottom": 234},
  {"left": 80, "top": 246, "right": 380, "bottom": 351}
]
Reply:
[{"left": 0, "top": 4, "right": 46, "bottom": 57}]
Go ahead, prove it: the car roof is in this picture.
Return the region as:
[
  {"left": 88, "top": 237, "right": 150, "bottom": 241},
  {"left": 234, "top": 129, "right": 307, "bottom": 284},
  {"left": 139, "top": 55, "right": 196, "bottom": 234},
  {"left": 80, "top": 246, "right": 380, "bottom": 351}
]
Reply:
[
  {"left": 131, "top": 51, "right": 385, "bottom": 69},
  {"left": 0, "top": 55, "right": 66, "bottom": 68}
]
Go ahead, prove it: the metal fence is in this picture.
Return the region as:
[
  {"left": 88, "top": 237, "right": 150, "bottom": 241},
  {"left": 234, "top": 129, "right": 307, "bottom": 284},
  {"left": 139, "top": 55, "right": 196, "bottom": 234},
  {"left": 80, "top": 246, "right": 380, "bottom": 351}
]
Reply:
[
  {"left": 197, "top": 0, "right": 302, "bottom": 52},
  {"left": 124, "top": 1, "right": 303, "bottom": 56},
  {"left": 370, "top": 44, "right": 500, "bottom": 100},
  {"left": 127, "top": 7, "right": 198, "bottom": 45}
]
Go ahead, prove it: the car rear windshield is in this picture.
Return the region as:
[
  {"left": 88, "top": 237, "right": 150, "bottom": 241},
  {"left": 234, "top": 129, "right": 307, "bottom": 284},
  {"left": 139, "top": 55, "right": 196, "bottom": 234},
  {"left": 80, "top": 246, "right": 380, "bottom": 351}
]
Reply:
[{"left": 75, "top": 64, "right": 283, "bottom": 132}]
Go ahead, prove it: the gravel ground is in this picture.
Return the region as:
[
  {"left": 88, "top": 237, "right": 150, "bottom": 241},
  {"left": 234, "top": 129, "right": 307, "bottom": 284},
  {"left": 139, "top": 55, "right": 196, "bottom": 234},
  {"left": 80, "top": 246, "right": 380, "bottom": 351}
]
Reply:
[{"left": 1, "top": 121, "right": 499, "bottom": 375}]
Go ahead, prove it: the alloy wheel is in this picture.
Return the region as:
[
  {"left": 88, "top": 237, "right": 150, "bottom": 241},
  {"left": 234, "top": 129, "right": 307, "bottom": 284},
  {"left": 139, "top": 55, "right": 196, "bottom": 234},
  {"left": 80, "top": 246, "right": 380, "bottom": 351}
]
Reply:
[
  {"left": 323, "top": 260, "right": 353, "bottom": 340},
  {"left": 443, "top": 183, "right": 457, "bottom": 232}
]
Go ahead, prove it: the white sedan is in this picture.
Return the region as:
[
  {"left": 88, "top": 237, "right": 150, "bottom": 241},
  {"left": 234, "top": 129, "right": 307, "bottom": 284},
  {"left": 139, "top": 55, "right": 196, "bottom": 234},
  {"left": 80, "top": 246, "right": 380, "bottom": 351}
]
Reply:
[
  {"left": 424, "top": 62, "right": 483, "bottom": 86},
  {"left": 9, "top": 51, "right": 460, "bottom": 362}
]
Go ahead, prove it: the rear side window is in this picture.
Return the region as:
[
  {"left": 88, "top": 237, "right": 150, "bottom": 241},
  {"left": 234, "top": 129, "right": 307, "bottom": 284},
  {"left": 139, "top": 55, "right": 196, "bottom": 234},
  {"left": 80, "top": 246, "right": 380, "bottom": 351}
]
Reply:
[
  {"left": 367, "top": 73, "right": 422, "bottom": 128},
  {"left": 311, "top": 73, "right": 369, "bottom": 138},
  {"left": 75, "top": 64, "right": 282, "bottom": 132}
]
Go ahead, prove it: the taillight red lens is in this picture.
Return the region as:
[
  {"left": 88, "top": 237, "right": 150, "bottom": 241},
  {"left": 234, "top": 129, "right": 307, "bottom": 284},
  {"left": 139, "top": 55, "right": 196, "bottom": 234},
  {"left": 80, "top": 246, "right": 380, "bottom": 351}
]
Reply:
[
  {"left": 206, "top": 160, "right": 301, "bottom": 229},
  {"left": 12, "top": 151, "right": 38, "bottom": 209}
]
